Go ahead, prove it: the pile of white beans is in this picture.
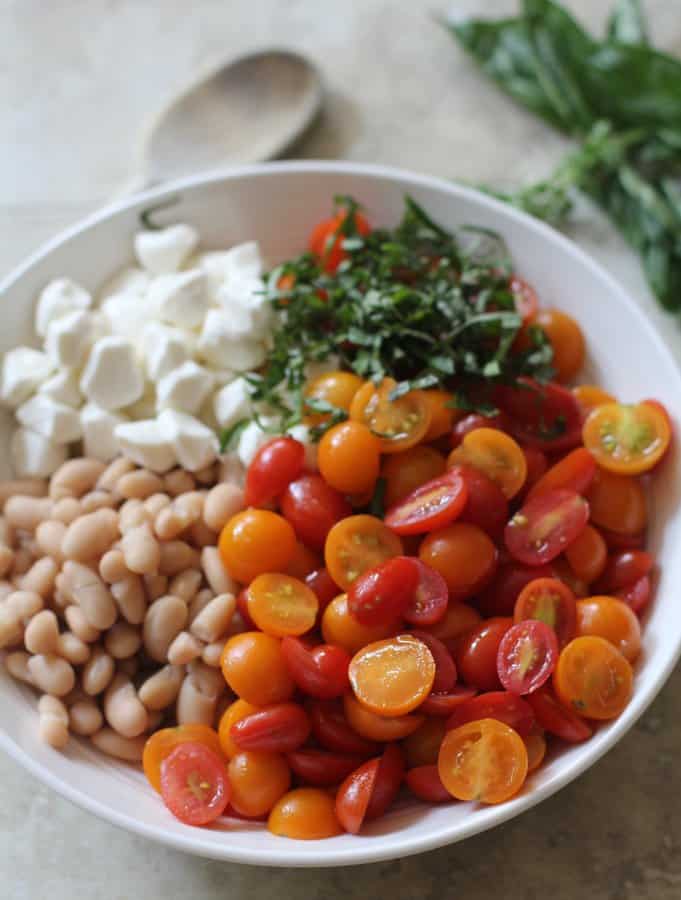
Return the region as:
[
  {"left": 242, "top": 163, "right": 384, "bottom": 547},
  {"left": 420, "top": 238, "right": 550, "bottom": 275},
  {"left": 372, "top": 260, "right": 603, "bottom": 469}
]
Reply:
[{"left": 0, "top": 455, "right": 248, "bottom": 761}]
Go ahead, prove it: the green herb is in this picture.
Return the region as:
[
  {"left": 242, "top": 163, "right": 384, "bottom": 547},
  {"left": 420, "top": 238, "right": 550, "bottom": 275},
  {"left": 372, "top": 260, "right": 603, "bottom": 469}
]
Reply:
[
  {"left": 139, "top": 195, "right": 182, "bottom": 231},
  {"left": 218, "top": 418, "right": 249, "bottom": 453},
  {"left": 444, "top": 0, "right": 681, "bottom": 312}
]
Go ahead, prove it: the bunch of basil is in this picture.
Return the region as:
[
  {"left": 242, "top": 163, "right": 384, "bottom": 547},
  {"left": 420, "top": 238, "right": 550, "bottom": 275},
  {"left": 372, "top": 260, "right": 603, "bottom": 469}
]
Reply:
[{"left": 445, "top": 0, "right": 681, "bottom": 311}]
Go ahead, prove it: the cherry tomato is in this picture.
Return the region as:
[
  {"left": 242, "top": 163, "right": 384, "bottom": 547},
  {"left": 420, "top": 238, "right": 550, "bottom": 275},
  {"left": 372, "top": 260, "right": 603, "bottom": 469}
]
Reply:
[
  {"left": 403, "top": 718, "right": 447, "bottom": 767},
  {"left": 384, "top": 470, "right": 468, "bottom": 535},
  {"left": 583, "top": 402, "right": 671, "bottom": 475},
  {"left": 551, "top": 557, "right": 589, "bottom": 599},
  {"left": 220, "top": 632, "right": 295, "bottom": 706},
  {"left": 477, "top": 562, "right": 555, "bottom": 617},
  {"left": 325, "top": 514, "right": 403, "bottom": 591},
  {"left": 309, "top": 207, "right": 371, "bottom": 273},
  {"left": 514, "top": 577, "right": 577, "bottom": 648},
  {"left": 350, "top": 377, "right": 432, "bottom": 453},
  {"left": 510, "top": 276, "right": 539, "bottom": 322},
  {"left": 526, "top": 447, "right": 596, "bottom": 502},
  {"left": 281, "top": 636, "right": 350, "bottom": 699},
  {"left": 455, "top": 463, "right": 509, "bottom": 539},
  {"left": 423, "top": 390, "right": 460, "bottom": 440},
  {"left": 143, "top": 724, "right": 223, "bottom": 793},
  {"left": 244, "top": 437, "right": 305, "bottom": 507},
  {"left": 594, "top": 550, "right": 654, "bottom": 593},
  {"left": 616, "top": 574, "right": 652, "bottom": 616},
  {"left": 448, "top": 428, "right": 527, "bottom": 499},
  {"left": 218, "top": 509, "right": 296, "bottom": 584},
  {"left": 231, "top": 702, "right": 311, "bottom": 754},
  {"left": 420, "top": 601, "right": 482, "bottom": 642},
  {"left": 321, "top": 593, "right": 402, "bottom": 654},
  {"left": 420, "top": 522, "right": 498, "bottom": 600},
  {"left": 160, "top": 742, "right": 230, "bottom": 826},
  {"left": 576, "top": 596, "right": 642, "bottom": 661},
  {"left": 305, "top": 568, "right": 341, "bottom": 613},
  {"left": 364, "top": 744, "right": 405, "bottom": 820},
  {"left": 268, "top": 787, "right": 343, "bottom": 839},
  {"left": 497, "top": 620, "right": 559, "bottom": 695},
  {"left": 420, "top": 686, "right": 478, "bottom": 717},
  {"left": 382, "top": 445, "right": 447, "bottom": 507},
  {"left": 403, "top": 560, "right": 449, "bottom": 626},
  {"left": 599, "top": 527, "right": 646, "bottom": 551},
  {"left": 445, "top": 691, "right": 535, "bottom": 737},
  {"left": 247, "top": 573, "right": 318, "bottom": 638},
  {"left": 522, "top": 447, "right": 549, "bottom": 493},
  {"left": 564, "top": 524, "right": 608, "bottom": 585},
  {"left": 505, "top": 489, "right": 589, "bottom": 566},
  {"left": 524, "top": 732, "right": 547, "bottom": 773},
  {"left": 406, "top": 765, "right": 452, "bottom": 803},
  {"left": 228, "top": 751, "right": 291, "bottom": 818},
  {"left": 286, "top": 541, "right": 321, "bottom": 580},
  {"left": 554, "top": 636, "right": 633, "bottom": 720},
  {"left": 586, "top": 468, "right": 647, "bottom": 535},
  {"left": 573, "top": 384, "right": 616, "bottom": 420},
  {"left": 334, "top": 758, "right": 378, "bottom": 834},
  {"left": 343, "top": 693, "right": 424, "bottom": 742},
  {"left": 455, "top": 618, "right": 512, "bottom": 692},
  {"left": 347, "top": 556, "right": 420, "bottom": 625},
  {"left": 307, "top": 699, "right": 379, "bottom": 756},
  {"left": 287, "top": 750, "right": 366, "bottom": 787},
  {"left": 438, "top": 719, "right": 528, "bottom": 804},
  {"left": 281, "top": 474, "right": 352, "bottom": 552},
  {"left": 410, "top": 631, "right": 457, "bottom": 693},
  {"left": 218, "top": 699, "right": 260, "bottom": 758},
  {"left": 450, "top": 411, "right": 510, "bottom": 448},
  {"left": 318, "top": 421, "right": 381, "bottom": 495},
  {"left": 526, "top": 685, "right": 592, "bottom": 742},
  {"left": 533, "top": 308, "right": 585, "bottom": 383},
  {"left": 304, "top": 371, "right": 363, "bottom": 424},
  {"left": 498, "top": 378, "right": 582, "bottom": 452},
  {"left": 236, "top": 588, "right": 256, "bottom": 629},
  {"left": 349, "top": 634, "right": 436, "bottom": 717}
]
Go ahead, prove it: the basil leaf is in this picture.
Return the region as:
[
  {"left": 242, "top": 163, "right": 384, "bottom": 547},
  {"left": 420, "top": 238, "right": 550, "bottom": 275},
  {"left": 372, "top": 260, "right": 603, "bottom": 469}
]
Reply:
[
  {"left": 607, "top": 0, "right": 649, "bottom": 46},
  {"left": 218, "top": 419, "right": 250, "bottom": 453}
]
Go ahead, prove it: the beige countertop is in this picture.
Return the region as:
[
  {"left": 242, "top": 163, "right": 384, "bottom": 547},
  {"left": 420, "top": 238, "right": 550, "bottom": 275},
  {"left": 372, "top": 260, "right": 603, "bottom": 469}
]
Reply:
[{"left": 2, "top": 1, "right": 681, "bottom": 897}]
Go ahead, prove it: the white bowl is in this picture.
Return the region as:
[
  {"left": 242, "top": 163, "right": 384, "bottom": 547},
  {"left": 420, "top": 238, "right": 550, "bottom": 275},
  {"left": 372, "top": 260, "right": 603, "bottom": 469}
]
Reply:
[{"left": 1, "top": 161, "right": 680, "bottom": 867}]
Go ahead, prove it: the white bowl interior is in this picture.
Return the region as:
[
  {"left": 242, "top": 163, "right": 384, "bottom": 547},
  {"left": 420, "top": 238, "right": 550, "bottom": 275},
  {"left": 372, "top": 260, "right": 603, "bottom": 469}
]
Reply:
[{"left": 1, "top": 162, "right": 680, "bottom": 867}]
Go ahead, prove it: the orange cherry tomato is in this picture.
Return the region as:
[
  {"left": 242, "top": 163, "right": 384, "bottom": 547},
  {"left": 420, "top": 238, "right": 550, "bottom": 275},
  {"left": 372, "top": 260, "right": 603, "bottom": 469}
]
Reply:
[
  {"left": 268, "top": 787, "right": 343, "bottom": 839},
  {"left": 318, "top": 421, "right": 381, "bottom": 495},
  {"left": 324, "top": 514, "right": 403, "bottom": 590},
  {"left": 247, "top": 573, "right": 318, "bottom": 637},
  {"left": 304, "top": 371, "right": 363, "bottom": 425},
  {"left": 554, "top": 635, "right": 633, "bottom": 720},
  {"left": 321, "top": 594, "right": 402, "bottom": 655},
  {"left": 524, "top": 732, "right": 547, "bottom": 773},
  {"left": 422, "top": 389, "right": 460, "bottom": 440},
  {"left": 218, "top": 699, "right": 260, "bottom": 758},
  {"left": 576, "top": 596, "right": 642, "bottom": 662},
  {"left": 308, "top": 208, "right": 370, "bottom": 273},
  {"left": 218, "top": 509, "right": 296, "bottom": 584},
  {"left": 220, "top": 632, "right": 295, "bottom": 706},
  {"left": 583, "top": 402, "right": 671, "bottom": 475},
  {"left": 438, "top": 718, "right": 528, "bottom": 804},
  {"left": 526, "top": 447, "right": 596, "bottom": 502},
  {"left": 586, "top": 468, "right": 647, "bottom": 536},
  {"left": 382, "top": 445, "right": 447, "bottom": 507},
  {"left": 228, "top": 751, "right": 291, "bottom": 817},
  {"left": 286, "top": 541, "right": 322, "bottom": 580},
  {"left": 350, "top": 377, "right": 432, "bottom": 453},
  {"left": 160, "top": 742, "right": 230, "bottom": 826},
  {"left": 564, "top": 524, "right": 608, "bottom": 584},
  {"left": 143, "top": 724, "right": 223, "bottom": 793},
  {"left": 448, "top": 428, "right": 527, "bottom": 499},
  {"left": 419, "top": 522, "right": 498, "bottom": 600},
  {"left": 572, "top": 384, "right": 616, "bottom": 419},
  {"left": 403, "top": 717, "right": 447, "bottom": 767},
  {"left": 420, "top": 602, "right": 482, "bottom": 641},
  {"left": 514, "top": 577, "right": 577, "bottom": 648},
  {"left": 349, "top": 634, "right": 436, "bottom": 717},
  {"left": 343, "top": 693, "right": 424, "bottom": 741},
  {"left": 533, "top": 308, "right": 585, "bottom": 383}
]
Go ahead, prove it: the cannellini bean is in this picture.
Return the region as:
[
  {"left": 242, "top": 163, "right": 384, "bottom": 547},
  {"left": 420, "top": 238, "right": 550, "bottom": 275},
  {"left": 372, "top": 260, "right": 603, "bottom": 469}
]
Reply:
[
  {"left": 158, "top": 541, "right": 199, "bottom": 576},
  {"left": 62, "top": 509, "right": 120, "bottom": 562},
  {"left": 104, "top": 673, "right": 148, "bottom": 738},
  {"left": 167, "top": 630, "right": 204, "bottom": 665},
  {"left": 194, "top": 463, "right": 217, "bottom": 485},
  {"left": 51, "top": 588, "right": 71, "bottom": 614},
  {"left": 154, "top": 508, "right": 186, "bottom": 542},
  {"left": 20, "top": 556, "right": 58, "bottom": 597},
  {"left": 143, "top": 594, "right": 187, "bottom": 662},
  {"left": 80, "top": 490, "right": 116, "bottom": 513},
  {"left": 24, "top": 609, "right": 89, "bottom": 662},
  {"left": 118, "top": 499, "right": 150, "bottom": 533},
  {"left": 0, "top": 611, "right": 22, "bottom": 650},
  {"left": 176, "top": 662, "right": 224, "bottom": 726},
  {"left": 11, "top": 547, "right": 34, "bottom": 577},
  {"left": 188, "top": 519, "right": 216, "bottom": 549},
  {"left": 51, "top": 497, "right": 81, "bottom": 525},
  {"left": 190, "top": 593, "right": 236, "bottom": 643},
  {"left": 64, "top": 605, "right": 100, "bottom": 643},
  {"left": 188, "top": 588, "right": 214, "bottom": 624},
  {"left": 59, "top": 632, "right": 90, "bottom": 665},
  {"left": 144, "top": 492, "right": 171, "bottom": 518},
  {"left": 0, "top": 580, "right": 14, "bottom": 602},
  {"left": 5, "top": 589, "right": 43, "bottom": 625},
  {"left": 143, "top": 573, "right": 167, "bottom": 602},
  {"left": 38, "top": 695, "right": 69, "bottom": 748},
  {"left": 97, "top": 457, "right": 136, "bottom": 492},
  {"left": 0, "top": 546, "right": 14, "bottom": 578},
  {"left": 201, "top": 546, "right": 238, "bottom": 595},
  {"left": 202, "top": 640, "right": 225, "bottom": 668},
  {"left": 117, "top": 470, "right": 165, "bottom": 500},
  {"left": 90, "top": 728, "right": 146, "bottom": 761},
  {"left": 164, "top": 469, "right": 195, "bottom": 496},
  {"left": 4, "top": 496, "right": 52, "bottom": 532},
  {"left": 81, "top": 646, "right": 115, "bottom": 695},
  {"left": 0, "top": 478, "right": 47, "bottom": 509},
  {"left": 118, "top": 656, "right": 139, "bottom": 678},
  {"left": 99, "top": 548, "right": 129, "bottom": 583},
  {"left": 61, "top": 561, "right": 117, "bottom": 630},
  {"left": 203, "top": 483, "right": 244, "bottom": 532},
  {"left": 50, "top": 458, "right": 107, "bottom": 500},
  {"left": 138, "top": 664, "right": 183, "bottom": 711},
  {"left": 111, "top": 575, "right": 147, "bottom": 625},
  {"left": 174, "top": 491, "right": 204, "bottom": 521},
  {"left": 0, "top": 518, "right": 15, "bottom": 547},
  {"left": 69, "top": 699, "right": 104, "bottom": 736},
  {"left": 121, "top": 523, "right": 160, "bottom": 575},
  {"left": 104, "top": 622, "right": 142, "bottom": 658},
  {"left": 5, "top": 650, "right": 35, "bottom": 684},
  {"left": 168, "top": 569, "right": 202, "bottom": 602},
  {"left": 36, "top": 520, "right": 67, "bottom": 561},
  {"left": 219, "top": 455, "right": 245, "bottom": 487},
  {"left": 28, "top": 653, "right": 75, "bottom": 696}
]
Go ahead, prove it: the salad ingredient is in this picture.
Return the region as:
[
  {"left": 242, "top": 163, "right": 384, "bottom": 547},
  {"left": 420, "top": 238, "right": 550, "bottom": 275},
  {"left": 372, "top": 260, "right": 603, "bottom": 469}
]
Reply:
[
  {"left": 514, "top": 577, "right": 577, "bottom": 648},
  {"left": 349, "top": 635, "right": 436, "bottom": 717},
  {"left": 554, "top": 636, "right": 633, "bottom": 720},
  {"left": 220, "top": 632, "right": 295, "bottom": 706},
  {"left": 583, "top": 402, "right": 671, "bottom": 474},
  {"left": 455, "top": 618, "right": 512, "bottom": 692},
  {"left": 384, "top": 471, "right": 468, "bottom": 535},
  {"left": 496, "top": 620, "right": 559, "bottom": 695},
  {"left": 382, "top": 445, "right": 447, "bottom": 507},
  {"left": 246, "top": 573, "right": 318, "bottom": 637},
  {"left": 446, "top": 692, "right": 535, "bottom": 738},
  {"left": 160, "top": 741, "right": 230, "bottom": 826},
  {"left": 324, "top": 515, "right": 403, "bottom": 591},
  {"left": 347, "top": 557, "right": 420, "bottom": 626},
  {"left": 280, "top": 637, "right": 351, "bottom": 699},
  {"left": 448, "top": 428, "right": 527, "bottom": 499},
  {"left": 321, "top": 594, "right": 402, "bottom": 655},
  {"left": 318, "top": 421, "right": 381, "bottom": 495},
  {"left": 268, "top": 788, "right": 342, "bottom": 839},
  {"left": 280, "top": 475, "right": 351, "bottom": 552},
  {"left": 350, "top": 378, "right": 432, "bottom": 454},
  {"left": 505, "top": 489, "right": 589, "bottom": 566},
  {"left": 218, "top": 509, "right": 297, "bottom": 584},
  {"left": 228, "top": 751, "right": 291, "bottom": 818},
  {"left": 576, "top": 596, "right": 642, "bottom": 661},
  {"left": 420, "top": 522, "right": 497, "bottom": 600}
]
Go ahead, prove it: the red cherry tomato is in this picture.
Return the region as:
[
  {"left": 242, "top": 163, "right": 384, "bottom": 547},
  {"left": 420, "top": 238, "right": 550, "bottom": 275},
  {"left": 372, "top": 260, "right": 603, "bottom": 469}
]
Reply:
[
  {"left": 308, "top": 700, "right": 379, "bottom": 756},
  {"left": 406, "top": 765, "right": 451, "bottom": 803},
  {"left": 347, "top": 556, "right": 420, "bottom": 626},
  {"left": 281, "top": 637, "right": 351, "bottom": 699},
  {"left": 594, "top": 551, "right": 654, "bottom": 593},
  {"left": 615, "top": 574, "right": 652, "bottom": 616},
  {"left": 281, "top": 475, "right": 352, "bottom": 552},
  {"left": 287, "top": 750, "right": 365, "bottom": 787},
  {"left": 384, "top": 471, "right": 468, "bottom": 535},
  {"left": 526, "top": 447, "right": 596, "bottom": 502},
  {"left": 365, "top": 744, "right": 405, "bottom": 821},
  {"left": 599, "top": 528, "right": 646, "bottom": 551},
  {"left": 498, "top": 378, "right": 582, "bottom": 451},
  {"left": 410, "top": 631, "right": 457, "bottom": 693},
  {"left": 445, "top": 691, "right": 535, "bottom": 737},
  {"left": 455, "top": 618, "right": 512, "bottom": 691},
  {"left": 236, "top": 588, "right": 256, "bottom": 629},
  {"left": 497, "top": 620, "right": 559, "bottom": 695},
  {"left": 420, "top": 686, "right": 477, "bottom": 717},
  {"left": 305, "top": 568, "right": 342, "bottom": 613},
  {"left": 231, "top": 703, "right": 310, "bottom": 754},
  {"left": 450, "top": 412, "right": 509, "bottom": 448},
  {"left": 526, "top": 685, "right": 592, "bottom": 742},
  {"left": 402, "top": 560, "right": 449, "bottom": 626},
  {"left": 522, "top": 447, "right": 549, "bottom": 492},
  {"left": 334, "top": 757, "right": 378, "bottom": 834},
  {"left": 309, "top": 208, "right": 371, "bottom": 273},
  {"left": 244, "top": 437, "right": 305, "bottom": 507},
  {"left": 514, "top": 577, "right": 577, "bottom": 648},
  {"left": 477, "top": 562, "right": 555, "bottom": 617},
  {"left": 159, "top": 742, "right": 230, "bottom": 826},
  {"left": 455, "top": 463, "right": 509, "bottom": 539},
  {"left": 505, "top": 489, "right": 589, "bottom": 566}
]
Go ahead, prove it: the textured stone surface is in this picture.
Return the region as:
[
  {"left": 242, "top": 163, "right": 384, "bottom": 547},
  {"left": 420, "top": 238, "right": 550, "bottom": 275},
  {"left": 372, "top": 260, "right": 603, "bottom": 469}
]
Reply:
[{"left": 2, "top": 0, "right": 681, "bottom": 896}]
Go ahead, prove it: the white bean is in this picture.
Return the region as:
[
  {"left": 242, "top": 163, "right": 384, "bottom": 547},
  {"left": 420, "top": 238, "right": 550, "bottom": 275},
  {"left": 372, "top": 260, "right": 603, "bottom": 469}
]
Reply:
[
  {"left": 0, "top": 546, "right": 14, "bottom": 578},
  {"left": 188, "top": 588, "right": 214, "bottom": 624},
  {"left": 176, "top": 663, "right": 224, "bottom": 726},
  {"left": 0, "top": 580, "right": 14, "bottom": 602},
  {"left": 144, "top": 493, "right": 171, "bottom": 518},
  {"left": 190, "top": 593, "right": 236, "bottom": 643},
  {"left": 25, "top": 610, "right": 90, "bottom": 664},
  {"left": 137, "top": 664, "right": 184, "bottom": 711},
  {"left": 0, "top": 518, "right": 15, "bottom": 547},
  {"left": 90, "top": 728, "right": 146, "bottom": 761},
  {"left": 167, "top": 630, "right": 204, "bottom": 665},
  {"left": 28, "top": 653, "right": 75, "bottom": 696},
  {"left": 11, "top": 547, "right": 34, "bottom": 577},
  {"left": 168, "top": 569, "right": 202, "bottom": 603},
  {"left": 218, "top": 455, "right": 245, "bottom": 488},
  {"left": 51, "top": 497, "right": 81, "bottom": 525},
  {"left": 99, "top": 548, "right": 129, "bottom": 583},
  {"left": 4, "top": 496, "right": 52, "bottom": 532},
  {"left": 81, "top": 646, "right": 115, "bottom": 695},
  {"left": 62, "top": 508, "right": 120, "bottom": 562},
  {"left": 144, "top": 573, "right": 168, "bottom": 602},
  {"left": 121, "top": 523, "right": 160, "bottom": 576},
  {"left": 0, "top": 590, "right": 43, "bottom": 648},
  {"left": 80, "top": 490, "right": 116, "bottom": 513},
  {"left": 20, "top": 556, "right": 58, "bottom": 597},
  {"left": 118, "top": 656, "right": 139, "bottom": 678},
  {"left": 201, "top": 640, "right": 225, "bottom": 668},
  {"left": 203, "top": 483, "right": 244, "bottom": 532},
  {"left": 97, "top": 457, "right": 136, "bottom": 492},
  {"left": 69, "top": 699, "right": 104, "bottom": 736},
  {"left": 61, "top": 561, "right": 117, "bottom": 630},
  {"left": 117, "top": 470, "right": 164, "bottom": 500},
  {"left": 143, "top": 594, "right": 187, "bottom": 662},
  {"left": 35, "top": 520, "right": 67, "bottom": 561},
  {"left": 194, "top": 463, "right": 217, "bottom": 485},
  {"left": 103, "top": 672, "right": 148, "bottom": 738},
  {"left": 38, "top": 694, "right": 70, "bottom": 748},
  {"left": 158, "top": 541, "right": 199, "bottom": 576},
  {"left": 5, "top": 650, "right": 35, "bottom": 684},
  {"left": 104, "top": 622, "right": 142, "bottom": 659},
  {"left": 50, "top": 458, "right": 106, "bottom": 500},
  {"left": 111, "top": 575, "right": 147, "bottom": 625},
  {"left": 188, "top": 519, "right": 216, "bottom": 549},
  {"left": 201, "top": 546, "right": 238, "bottom": 595},
  {"left": 0, "top": 478, "right": 47, "bottom": 509},
  {"left": 164, "top": 469, "right": 196, "bottom": 496},
  {"left": 118, "top": 499, "right": 150, "bottom": 533},
  {"left": 64, "top": 605, "right": 100, "bottom": 643}
]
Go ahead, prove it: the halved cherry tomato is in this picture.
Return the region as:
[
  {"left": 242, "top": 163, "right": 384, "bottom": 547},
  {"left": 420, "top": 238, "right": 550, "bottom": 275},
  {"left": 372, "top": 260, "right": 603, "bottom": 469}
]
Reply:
[
  {"left": 564, "top": 524, "right": 608, "bottom": 585},
  {"left": 455, "top": 463, "right": 509, "bottom": 539},
  {"left": 514, "top": 577, "right": 577, "bottom": 648},
  {"left": 524, "top": 732, "right": 547, "bottom": 773},
  {"left": 445, "top": 691, "right": 535, "bottom": 737},
  {"left": 522, "top": 447, "right": 549, "bottom": 493},
  {"left": 576, "top": 596, "right": 642, "bottom": 662},
  {"left": 420, "top": 686, "right": 478, "bottom": 717},
  {"left": 410, "top": 631, "right": 457, "bottom": 693},
  {"left": 526, "top": 685, "right": 591, "bottom": 742},
  {"left": 554, "top": 636, "right": 633, "bottom": 720},
  {"left": 268, "top": 787, "right": 342, "bottom": 839},
  {"left": 236, "top": 588, "right": 256, "bottom": 629},
  {"left": 281, "top": 475, "right": 352, "bottom": 552},
  {"left": 287, "top": 750, "right": 366, "bottom": 787},
  {"left": 403, "top": 717, "right": 447, "bottom": 767},
  {"left": 587, "top": 468, "right": 647, "bottom": 535},
  {"left": 244, "top": 437, "right": 305, "bottom": 507},
  {"left": 594, "top": 550, "right": 654, "bottom": 593},
  {"left": 364, "top": 744, "right": 405, "bottom": 820},
  {"left": 304, "top": 371, "right": 363, "bottom": 424},
  {"left": 400, "top": 560, "right": 449, "bottom": 627},
  {"left": 334, "top": 757, "right": 378, "bottom": 834},
  {"left": 228, "top": 751, "right": 291, "bottom": 818},
  {"left": 321, "top": 593, "right": 402, "bottom": 654},
  {"left": 532, "top": 308, "right": 585, "bottom": 383},
  {"left": 318, "top": 421, "right": 381, "bottom": 495},
  {"left": 420, "top": 522, "right": 498, "bottom": 600},
  {"left": 343, "top": 693, "right": 424, "bottom": 742},
  {"left": 510, "top": 276, "right": 539, "bottom": 322},
  {"left": 280, "top": 637, "right": 351, "bottom": 699},
  {"left": 423, "top": 390, "right": 460, "bottom": 441},
  {"left": 305, "top": 568, "right": 341, "bottom": 613},
  {"left": 218, "top": 509, "right": 296, "bottom": 584},
  {"left": 450, "top": 411, "right": 510, "bottom": 448},
  {"left": 307, "top": 699, "right": 379, "bottom": 756},
  {"left": 382, "top": 445, "right": 447, "bottom": 507},
  {"left": 583, "top": 402, "right": 671, "bottom": 475},
  {"left": 350, "top": 377, "right": 432, "bottom": 454},
  {"left": 231, "top": 702, "right": 310, "bottom": 754},
  {"left": 526, "top": 447, "right": 596, "bottom": 502},
  {"left": 406, "top": 765, "right": 452, "bottom": 803},
  {"left": 616, "top": 574, "right": 652, "bottom": 616},
  {"left": 349, "top": 634, "right": 436, "bottom": 716},
  {"left": 448, "top": 428, "right": 527, "bottom": 500},
  {"left": 505, "top": 489, "right": 589, "bottom": 566},
  {"left": 384, "top": 470, "right": 468, "bottom": 536},
  {"left": 309, "top": 207, "right": 371, "bottom": 273},
  {"left": 143, "top": 724, "right": 223, "bottom": 793},
  {"left": 220, "top": 632, "right": 295, "bottom": 707},
  {"left": 160, "top": 742, "right": 230, "bottom": 826},
  {"left": 347, "top": 556, "right": 420, "bottom": 625},
  {"left": 477, "top": 562, "right": 555, "bottom": 617},
  {"left": 573, "top": 384, "right": 616, "bottom": 420},
  {"left": 325, "top": 515, "right": 403, "bottom": 591},
  {"left": 421, "top": 602, "right": 482, "bottom": 642},
  {"left": 497, "top": 620, "right": 559, "bottom": 695},
  {"left": 218, "top": 699, "right": 260, "bottom": 758},
  {"left": 438, "top": 718, "right": 528, "bottom": 804},
  {"left": 247, "top": 574, "right": 318, "bottom": 637},
  {"left": 498, "top": 378, "right": 582, "bottom": 452},
  {"left": 455, "top": 618, "right": 512, "bottom": 692}
]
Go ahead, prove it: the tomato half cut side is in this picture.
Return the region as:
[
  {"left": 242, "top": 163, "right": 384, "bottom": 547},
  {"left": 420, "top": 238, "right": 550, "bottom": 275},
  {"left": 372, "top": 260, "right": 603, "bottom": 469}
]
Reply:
[
  {"left": 347, "top": 556, "right": 420, "bottom": 625},
  {"left": 403, "top": 560, "right": 449, "bottom": 626},
  {"left": 583, "top": 402, "right": 671, "bottom": 475},
  {"left": 349, "top": 634, "right": 436, "bottom": 717},
  {"left": 325, "top": 515, "right": 403, "bottom": 591},
  {"left": 554, "top": 635, "right": 633, "bottom": 720},
  {"left": 514, "top": 577, "right": 577, "bottom": 648},
  {"left": 498, "top": 378, "right": 582, "bottom": 452},
  {"left": 406, "top": 765, "right": 452, "bottom": 803},
  {"left": 410, "top": 630, "right": 458, "bottom": 693},
  {"left": 420, "top": 686, "right": 478, "bottom": 717},
  {"left": 384, "top": 470, "right": 468, "bottom": 535},
  {"left": 505, "top": 489, "right": 589, "bottom": 566},
  {"left": 526, "top": 685, "right": 592, "bottom": 743},
  {"left": 447, "top": 428, "right": 527, "bottom": 500},
  {"left": 350, "top": 377, "right": 432, "bottom": 454},
  {"left": 446, "top": 691, "right": 536, "bottom": 737},
  {"left": 247, "top": 573, "right": 318, "bottom": 637},
  {"left": 287, "top": 750, "right": 365, "bottom": 787},
  {"left": 160, "top": 742, "right": 231, "bottom": 826},
  {"left": 497, "top": 620, "right": 559, "bottom": 695}
]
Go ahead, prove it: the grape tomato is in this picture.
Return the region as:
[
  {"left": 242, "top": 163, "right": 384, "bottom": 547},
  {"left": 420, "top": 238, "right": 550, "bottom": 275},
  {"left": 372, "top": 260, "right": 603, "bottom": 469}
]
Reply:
[
  {"left": 244, "top": 437, "right": 305, "bottom": 507},
  {"left": 347, "top": 556, "right": 420, "bottom": 625},
  {"left": 446, "top": 691, "right": 535, "bottom": 737},
  {"left": 410, "top": 630, "right": 458, "bottom": 693},
  {"left": 384, "top": 470, "right": 468, "bottom": 535},
  {"left": 514, "top": 577, "right": 577, "bottom": 648},
  {"left": 281, "top": 636, "right": 351, "bottom": 699},
  {"left": 505, "top": 489, "right": 589, "bottom": 566},
  {"left": 497, "top": 620, "right": 559, "bottom": 695},
  {"left": 498, "top": 378, "right": 582, "bottom": 452},
  {"left": 281, "top": 475, "right": 352, "bottom": 551},
  {"left": 403, "top": 560, "right": 449, "bottom": 626}
]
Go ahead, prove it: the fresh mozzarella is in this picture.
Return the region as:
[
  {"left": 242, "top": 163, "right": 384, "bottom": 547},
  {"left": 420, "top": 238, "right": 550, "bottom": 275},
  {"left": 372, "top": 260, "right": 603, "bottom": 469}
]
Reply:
[
  {"left": 134, "top": 224, "right": 199, "bottom": 275},
  {"left": 45, "top": 310, "right": 102, "bottom": 369},
  {"left": 216, "top": 276, "right": 272, "bottom": 339},
  {"left": 38, "top": 369, "right": 82, "bottom": 408},
  {"left": 213, "top": 377, "right": 252, "bottom": 429},
  {"left": 99, "top": 266, "right": 150, "bottom": 301},
  {"left": 142, "top": 322, "right": 192, "bottom": 382},
  {"left": 158, "top": 409, "right": 218, "bottom": 471},
  {"left": 149, "top": 269, "right": 210, "bottom": 329},
  {"left": 156, "top": 361, "right": 213, "bottom": 415},
  {"left": 100, "top": 291, "right": 158, "bottom": 345},
  {"left": 222, "top": 241, "right": 264, "bottom": 280},
  {"left": 11, "top": 427, "right": 67, "bottom": 478},
  {"left": 80, "top": 403, "right": 127, "bottom": 462},
  {"left": 35, "top": 278, "right": 92, "bottom": 338},
  {"left": 0, "top": 348, "right": 54, "bottom": 408},
  {"left": 16, "top": 395, "right": 82, "bottom": 444},
  {"left": 114, "top": 419, "right": 176, "bottom": 472},
  {"left": 198, "top": 309, "right": 266, "bottom": 370},
  {"left": 80, "top": 337, "right": 144, "bottom": 410}
]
